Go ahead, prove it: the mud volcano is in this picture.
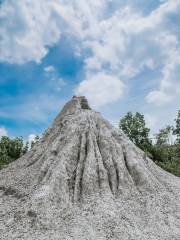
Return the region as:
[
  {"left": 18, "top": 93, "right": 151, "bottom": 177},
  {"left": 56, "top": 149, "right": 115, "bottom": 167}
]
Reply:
[{"left": 0, "top": 96, "right": 180, "bottom": 239}]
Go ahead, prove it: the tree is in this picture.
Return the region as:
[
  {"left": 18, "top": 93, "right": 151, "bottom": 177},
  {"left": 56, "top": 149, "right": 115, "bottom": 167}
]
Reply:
[
  {"left": 155, "top": 125, "right": 174, "bottom": 146},
  {"left": 119, "top": 112, "right": 151, "bottom": 152},
  {"left": 22, "top": 141, "right": 29, "bottom": 154},
  {"left": 150, "top": 126, "right": 174, "bottom": 163},
  {"left": 0, "top": 136, "right": 28, "bottom": 169},
  {"left": 174, "top": 110, "right": 180, "bottom": 143},
  {"left": 173, "top": 110, "right": 180, "bottom": 160},
  {"left": 31, "top": 135, "right": 40, "bottom": 148}
]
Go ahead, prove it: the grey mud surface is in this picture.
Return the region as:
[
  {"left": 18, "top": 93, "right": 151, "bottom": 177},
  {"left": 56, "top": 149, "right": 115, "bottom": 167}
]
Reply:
[{"left": 0, "top": 96, "right": 180, "bottom": 239}]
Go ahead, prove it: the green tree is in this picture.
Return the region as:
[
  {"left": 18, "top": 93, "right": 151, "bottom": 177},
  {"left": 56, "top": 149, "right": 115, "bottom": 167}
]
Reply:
[
  {"left": 0, "top": 136, "right": 28, "bottom": 169},
  {"left": 155, "top": 125, "right": 174, "bottom": 146},
  {"left": 151, "top": 125, "right": 180, "bottom": 176},
  {"left": 151, "top": 126, "right": 174, "bottom": 163},
  {"left": 174, "top": 110, "right": 180, "bottom": 143},
  {"left": 173, "top": 110, "right": 180, "bottom": 160},
  {"left": 119, "top": 112, "right": 151, "bottom": 152}
]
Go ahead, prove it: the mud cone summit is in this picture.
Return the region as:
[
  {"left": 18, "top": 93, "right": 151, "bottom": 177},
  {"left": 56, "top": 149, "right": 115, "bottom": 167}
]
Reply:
[{"left": 0, "top": 96, "right": 180, "bottom": 240}]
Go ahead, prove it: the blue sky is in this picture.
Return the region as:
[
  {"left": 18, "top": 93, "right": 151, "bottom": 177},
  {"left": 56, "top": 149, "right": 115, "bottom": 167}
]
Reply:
[{"left": 0, "top": 0, "right": 180, "bottom": 141}]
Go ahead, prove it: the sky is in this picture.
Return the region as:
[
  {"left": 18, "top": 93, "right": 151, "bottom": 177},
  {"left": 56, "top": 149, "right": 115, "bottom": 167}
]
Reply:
[{"left": 0, "top": 0, "right": 180, "bottom": 142}]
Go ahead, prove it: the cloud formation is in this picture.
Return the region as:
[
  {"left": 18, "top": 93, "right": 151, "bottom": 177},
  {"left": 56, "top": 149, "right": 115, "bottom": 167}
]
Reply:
[
  {"left": 0, "top": 0, "right": 61, "bottom": 64},
  {"left": 0, "top": 94, "right": 64, "bottom": 123},
  {"left": 76, "top": 72, "right": 125, "bottom": 108},
  {"left": 0, "top": 0, "right": 180, "bottom": 107},
  {"left": 0, "top": 127, "right": 8, "bottom": 139},
  {"left": 44, "top": 65, "right": 56, "bottom": 73}
]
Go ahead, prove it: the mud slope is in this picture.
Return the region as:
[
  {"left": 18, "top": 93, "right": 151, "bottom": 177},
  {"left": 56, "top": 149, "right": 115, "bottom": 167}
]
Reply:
[{"left": 0, "top": 96, "right": 180, "bottom": 240}]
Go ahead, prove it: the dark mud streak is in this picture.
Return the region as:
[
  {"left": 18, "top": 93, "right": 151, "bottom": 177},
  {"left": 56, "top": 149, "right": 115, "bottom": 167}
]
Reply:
[
  {"left": 93, "top": 137, "right": 101, "bottom": 190},
  {"left": 73, "top": 133, "right": 88, "bottom": 202},
  {"left": 96, "top": 136, "right": 114, "bottom": 194},
  {"left": 27, "top": 156, "right": 41, "bottom": 167},
  {"left": 80, "top": 131, "right": 89, "bottom": 197},
  {"left": 110, "top": 138, "right": 120, "bottom": 192},
  {"left": 26, "top": 152, "right": 46, "bottom": 168},
  {"left": 122, "top": 150, "right": 143, "bottom": 193},
  {"left": 38, "top": 168, "right": 49, "bottom": 184},
  {"left": 115, "top": 167, "right": 120, "bottom": 192},
  {"left": 73, "top": 135, "right": 82, "bottom": 202},
  {"left": 122, "top": 150, "right": 134, "bottom": 184},
  {"left": 0, "top": 186, "right": 25, "bottom": 199},
  {"left": 80, "top": 98, "right": 91, "bottom": 110},
  {"left": 95, "top": 135, "right": 103, "bottom": 190}
]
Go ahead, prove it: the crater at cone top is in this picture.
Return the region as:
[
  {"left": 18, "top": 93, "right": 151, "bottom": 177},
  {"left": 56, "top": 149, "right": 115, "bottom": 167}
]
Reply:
[{"left": 0, "top": 96, "right": 180, "bottom": 240}]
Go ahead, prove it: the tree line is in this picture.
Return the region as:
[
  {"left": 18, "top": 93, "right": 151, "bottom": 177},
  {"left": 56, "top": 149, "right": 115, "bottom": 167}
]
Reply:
[
  {"left": 0, "top": 135, "right": 39, "bottom": 170},
  {"left": 119, "top": 110, "right": 180, "bottom": 176},
  {"left": 0, "top": 111, "right": 180, "bottom": 176}
]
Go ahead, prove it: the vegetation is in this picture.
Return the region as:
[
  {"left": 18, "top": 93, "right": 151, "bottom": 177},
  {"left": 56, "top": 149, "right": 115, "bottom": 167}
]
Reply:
[
  {"left": 30, "top": 135, "right": 40, "bottom": 148},
  {"left": 0, "top": 136, "right": 28, "bottom": 169},
  {"left": 0, "top": 135, "right": 39, "bottom": 170},
  {"left": 174, "top": 110, "right": 180, "bottom": 142},
  {"left": 119, "top": 112, "right": 152, "bottom": 152},
  {"left": 119, "top": 111, "right": 180, "bottom": 177}
]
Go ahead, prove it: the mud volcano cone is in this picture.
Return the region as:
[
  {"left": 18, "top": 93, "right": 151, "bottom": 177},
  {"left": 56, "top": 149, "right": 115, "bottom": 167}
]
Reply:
[{"left": 0, "top": 96, "right": 180, "bottom": 240}]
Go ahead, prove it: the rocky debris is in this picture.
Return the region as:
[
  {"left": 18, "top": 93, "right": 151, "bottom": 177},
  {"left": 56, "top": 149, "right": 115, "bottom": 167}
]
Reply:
[{"left": 0, "top": 96, "right": 180, "bottom": 240}]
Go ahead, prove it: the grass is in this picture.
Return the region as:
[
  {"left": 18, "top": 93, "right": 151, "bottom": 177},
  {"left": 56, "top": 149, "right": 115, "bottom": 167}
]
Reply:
[{"left": 156, "top": 160, "right": 180, "bottom": 177}]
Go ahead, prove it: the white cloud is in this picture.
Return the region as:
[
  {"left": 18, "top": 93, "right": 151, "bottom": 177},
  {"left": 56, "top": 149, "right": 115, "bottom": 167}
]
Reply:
[
  {"left": 0, "top": 0, "right": 61, "bottom": 64},
  {"left": 0, "top": 0, "right": 180, "bottom": 107},
  {"left": 86, "top": 0, "right": 180, "bottom": 105},
  {"left": 146, "top": 49, "right": 180, "bottom": 105},
  {"left": 0, "top": 127, "right": 8, "bottom": 139},
  {"left": 146, "top": 91, "right": 173, "bottom": 105},
  {"left": 27, "top": 133, "right": 41, "bottom": 147},
  {"left": 51, "top": 77, "right": 66, "bottom": 92},
  {"left": 44, "top": 65, "right": 56, "bottom": 73},
  {"left": 44, "top": 65, "right": 66, "bottom": 91},
  {"left": 0, "top": 0, "right": 108, "bottom": 64},
  {"left": 75, "top": 72, "right": 125, "bottom": 108},
  {"left": 28, "top": 134, "right": 36, "bottom": 144},
  {"left": 78, "top": 0, "right": 180, "bottom": 106}
]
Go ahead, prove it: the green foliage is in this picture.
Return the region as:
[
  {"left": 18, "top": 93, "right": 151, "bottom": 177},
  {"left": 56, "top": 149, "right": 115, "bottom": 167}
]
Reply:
[
  {"left": 155, "top": 125, "right": 174, "bottom": 146},
  {"left": 150, "top": 144, "right": 174, "bottom": 163},
  {"left": 150, "top": 125, "right": 175, "bottom": 162},
  {"left": 119, "top": 112, "right": 152, "bottom": 152},
  {"left": 174, "top": 143, "right": 180, "bottom": 159},
  {"left": 0, "top": 136, "right": 28, "bottom": 169},
  {"left": 156, "top": 160, "right": 180, "bottom": 177},
  {"left": 174, "top": 110, "right": 180, "bottom": 143},
  {"left": 119, "top": 111, "right": 180, "bottom": 177}
]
